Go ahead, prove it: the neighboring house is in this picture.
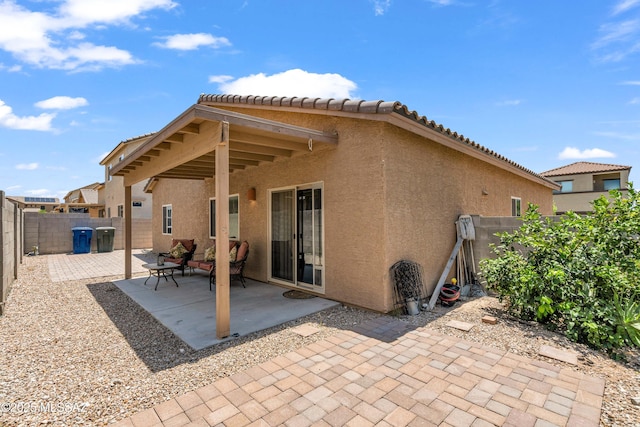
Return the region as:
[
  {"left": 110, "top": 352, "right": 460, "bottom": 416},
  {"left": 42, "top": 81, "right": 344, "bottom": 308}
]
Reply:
[
  {"left": 58, "top": 182, "right": 105, "bottom": 217},
  {"left": 540, "top": 161, "right": 631, "bottom": 214},
  {"left": 100, "top": 134, "right": 154, "bottom": 219},
  {"left": 110, "top": 94, "right": 558, "bottom": 337},
  {"left": 5, "top": 196, "right": 60, "bottom": 213}
]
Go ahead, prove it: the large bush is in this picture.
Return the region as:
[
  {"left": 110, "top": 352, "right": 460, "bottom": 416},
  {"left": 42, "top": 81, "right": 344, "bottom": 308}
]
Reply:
[{"left": 480, "top": 186, "right": 640, "bottom": 351}]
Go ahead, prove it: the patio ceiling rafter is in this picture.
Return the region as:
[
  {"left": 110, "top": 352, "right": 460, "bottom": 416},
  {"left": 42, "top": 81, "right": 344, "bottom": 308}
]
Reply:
[{"left": 110, "top": 104, "right": 338, "bottom": 186}]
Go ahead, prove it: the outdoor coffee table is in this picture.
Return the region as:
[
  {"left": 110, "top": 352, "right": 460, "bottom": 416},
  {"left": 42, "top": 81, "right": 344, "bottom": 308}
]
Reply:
[{"left": 142, "top": 262, "right": 180, "bottom": 291}]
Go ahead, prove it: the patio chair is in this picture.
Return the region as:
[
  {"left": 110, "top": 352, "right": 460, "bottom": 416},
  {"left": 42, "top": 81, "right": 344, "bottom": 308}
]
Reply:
[
  {"left": 159, "top": 239, "right": 197, "bottom": 276},
  {"left": 209, "top": 240, "right": 250, "bottom": 291}
]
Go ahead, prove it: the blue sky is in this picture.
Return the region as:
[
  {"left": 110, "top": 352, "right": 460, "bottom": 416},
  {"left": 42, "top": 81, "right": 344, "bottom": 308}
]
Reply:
[{"left": 1, "top": 0, "right": 639, "bottom": 199}]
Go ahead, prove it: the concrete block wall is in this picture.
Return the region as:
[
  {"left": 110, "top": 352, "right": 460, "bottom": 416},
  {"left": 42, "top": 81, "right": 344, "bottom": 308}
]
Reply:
[
  {"left": 1, "top": 191, "right": 21, "bottom": 315},
  {"left": 24, "top": 213, "right": 151, "bottom": 254},
  {"left": 469, "top": 215, "right": 559, "bottom": 277},
  {"left": 470, "top": 215, "right": 523, "bottom": 268}
]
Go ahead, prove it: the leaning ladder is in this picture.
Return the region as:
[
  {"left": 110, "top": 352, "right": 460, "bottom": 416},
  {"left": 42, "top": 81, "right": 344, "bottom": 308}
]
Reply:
[{"left": 425, "top": 215, "right": 475, "bottom": 310}]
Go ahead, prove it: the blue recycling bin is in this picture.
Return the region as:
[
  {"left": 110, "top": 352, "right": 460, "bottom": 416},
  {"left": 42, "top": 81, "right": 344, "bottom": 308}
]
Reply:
[{"left": 71, "top": 227, "right": 93, "bottom": 254}]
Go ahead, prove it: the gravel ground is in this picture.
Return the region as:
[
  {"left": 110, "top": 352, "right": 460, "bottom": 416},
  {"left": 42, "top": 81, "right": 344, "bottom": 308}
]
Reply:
[{"left": 0, "top": 255, "right": 639, "bottom": 426}]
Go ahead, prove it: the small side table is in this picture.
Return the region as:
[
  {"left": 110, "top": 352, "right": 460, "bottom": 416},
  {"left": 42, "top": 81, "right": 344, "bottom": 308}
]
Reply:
[{"left": 142, "top": 262, "right": 180, "bottom": 291}]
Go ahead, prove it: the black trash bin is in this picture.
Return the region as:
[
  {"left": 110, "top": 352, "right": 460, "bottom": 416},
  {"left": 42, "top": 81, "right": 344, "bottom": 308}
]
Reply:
[
  {"left": 71, "top": 227, "right": 93, "bottom": 254},
  {"left": 96, "top": 227, "right": 116, "bottom": 253}
]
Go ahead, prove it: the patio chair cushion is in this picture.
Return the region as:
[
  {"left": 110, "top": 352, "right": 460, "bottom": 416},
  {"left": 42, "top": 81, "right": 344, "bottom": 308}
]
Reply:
[
  {"left": 229, "top": 245, "right": 237, "bottom": 262},
  {"left": 236, "top": 241, "right": 249, "bottom": 261},
  {"left": 170, "top": 242, "right": 187, "bottom": 259},
  {"left": 204, "top": 246, "right": 216, "bottom": 261}
]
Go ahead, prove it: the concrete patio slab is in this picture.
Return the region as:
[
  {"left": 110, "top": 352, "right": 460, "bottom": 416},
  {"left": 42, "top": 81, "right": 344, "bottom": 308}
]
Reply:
[{"left": 114, "top": 273, "right": 340, "bottom": 350}]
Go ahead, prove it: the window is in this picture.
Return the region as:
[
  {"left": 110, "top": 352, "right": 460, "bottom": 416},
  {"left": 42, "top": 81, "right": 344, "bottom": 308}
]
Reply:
[
  {"left": 132, "top": 201, "right": 142, "bottom": 207},
  {"left": 603, "top": 179, "right": 620, "bottom": 191},
  {"left": 107, "top": 164, "right": 112, "bottom": 182},
  {"left": 117, "top": 204, "right": 124, "bottom": 217},
  {"left": 162, "top": 205, "right": 172, "bottom": 235},
  {"left": 107, "top": 207, "right": 111, "bottom": 218},
  {"left": 556, "top": 180, "right": 573, "bottom": 193},
  {"left": 210, "top": 195, "right": 239, "bottom": 239},
  {"left": 511, "top": 197, "right": 522, "bottom": 217}
]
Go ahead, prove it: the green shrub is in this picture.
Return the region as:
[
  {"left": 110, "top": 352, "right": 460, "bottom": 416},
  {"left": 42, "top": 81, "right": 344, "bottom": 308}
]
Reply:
[{"left": 480, "top": 185, "right": 640, "bottom": 351}]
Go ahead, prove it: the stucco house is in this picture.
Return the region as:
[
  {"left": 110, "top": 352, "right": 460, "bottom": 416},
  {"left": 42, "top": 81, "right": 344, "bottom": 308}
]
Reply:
[
  {"left": 110, "top": 94, "right": 558, "bottom": 338},
  {"left": 540, "top": 161, "right": 631, "bottom": 214},
  {"left": 100, "top": 134, "right": 154, "bottom": 219},
  {"left": 58, "top": 182, "right": 104, "bottom": 217},
  {"left": 5, "top": 196, "right": 60, "bottom": 213}
]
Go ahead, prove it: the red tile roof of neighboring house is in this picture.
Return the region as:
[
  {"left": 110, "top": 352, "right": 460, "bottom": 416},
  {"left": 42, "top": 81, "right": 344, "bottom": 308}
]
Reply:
[
  {"left": 540, "top": 161, "right": 631, "bottom": 177},
  {"left": 197, "top": 94, "right": 554, "bottom": 185}
]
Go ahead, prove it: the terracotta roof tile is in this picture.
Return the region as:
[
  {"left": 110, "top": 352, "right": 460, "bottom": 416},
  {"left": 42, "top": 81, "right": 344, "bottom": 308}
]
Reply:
[
  {"left": 198, "top": 94, "right": 550, "bottom": 183},
  {"left": 540, "top": 161, "right": 631, "bottom": 177}
]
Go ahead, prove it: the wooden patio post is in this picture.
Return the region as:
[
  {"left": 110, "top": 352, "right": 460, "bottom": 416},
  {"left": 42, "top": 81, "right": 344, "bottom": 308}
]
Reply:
[
  {"left": 124, "top": 185, "right": 132, "bottom": 279},
  {"left": 215, "top": 121, "right": 231, "bottom": 338}
]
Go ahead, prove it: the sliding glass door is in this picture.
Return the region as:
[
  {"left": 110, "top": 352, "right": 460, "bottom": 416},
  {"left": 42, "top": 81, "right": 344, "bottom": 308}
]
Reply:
[
  {"left": 270, "top": 183, "right": 324, "bottom": 292},
  {"left": 271, "top": 189, "right": 294, "bottom": 282}
]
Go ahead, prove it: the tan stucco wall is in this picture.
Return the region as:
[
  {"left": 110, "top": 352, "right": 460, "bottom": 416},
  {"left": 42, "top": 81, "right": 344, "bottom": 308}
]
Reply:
[
  {"left": 148, "top": 107, "right": 554, "bottom": 313},
  {"left": 381, "top": 124, "right": 553, "bottom": 301},
  {"left": 103, "top": 139, "right": 153, "bottom": 219},
  {"left": 151, "top": 179, "right": 210, "bottom": 253},
  {"left": 150, "top": 116, "right": 388, "bottom": 311}
]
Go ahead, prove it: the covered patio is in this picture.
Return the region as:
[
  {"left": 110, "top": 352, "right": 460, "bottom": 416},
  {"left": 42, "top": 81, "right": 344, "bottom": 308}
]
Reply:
[
  {"left": 109, "top": 102, "right": 339, "bottom": 339},
  {"left": 114, "top": 274, "right": 339, "bottom": 350}
]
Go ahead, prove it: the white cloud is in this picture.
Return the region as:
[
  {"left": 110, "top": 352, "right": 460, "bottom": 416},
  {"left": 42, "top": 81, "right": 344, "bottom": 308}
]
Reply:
[
  {"left": 0, "top": 100, "right": 55, "bottom": 131},
  {"left": 57, "top": 0, "right": 177, "bottom": 27},
  {"left": 35, "top": 96, "right": 88, "bottom": 110},
  {"left": 16, "top": 162, "right": 39, "bottom": 170},
  {"left": 96, "top": 151, "right": 111, "bottom": 163},
  {"left": 496, "top": 99, "right": 522, "bottom": 106},
  {"left": 558, "top": 147, "right": 616, "bottom": 159},
  {"left": 0, "top": 63, "right": 21, "bottom": 72},
  {"left": 427, "top": 0, "right": 455, "bottom": 5},
  {"left": 628, "top": 97, "right": 640, "bottom": 104},
  {"left": 215, "top": 69, "right": 358, "bottom": 99},
  {"left": 0, "top": 0, "right": 176, "bottom": 71},
  {"left": 154, "top": 33, "right": 231, "bottom": 50},
  {"left": 613, "top": 0, "right": 640, "bottom": 15},
  {"left": 620, "top": 80, "right": 640, "bottom": 85},
  {"left": 208, "top": 74, "right": 234, "bottom": 84},
  {"left": 6, "top": 185, "right": 21, "bottom": 191},
  {"left": 371, "top": 0, "right": 391, "bottom": 15},
  {"left": 593, "top": 130, "right": 640, "bottom": 140},
  {"left": 591, "top": 20, "right": 640, "bottom": 49},
  {"left": 591, "top": 19, "right": 640, "bottom": 62},
  {"left": 26, "top": 188, "right": 54, "bottom": 197}
]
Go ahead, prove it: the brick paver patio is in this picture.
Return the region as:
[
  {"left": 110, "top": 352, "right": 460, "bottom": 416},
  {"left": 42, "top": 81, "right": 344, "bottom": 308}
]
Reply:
[{"left": 112, "top": 317, "right": 604, "bottom": 426}]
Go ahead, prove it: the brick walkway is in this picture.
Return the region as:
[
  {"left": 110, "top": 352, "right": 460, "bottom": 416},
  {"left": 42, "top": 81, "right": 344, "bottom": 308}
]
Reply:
[
  {"left": 112, "top": 317, "right": 604, "bottom": 427},
  {"left": 47, "top": 249, "right": 154, "bottom": 282}
]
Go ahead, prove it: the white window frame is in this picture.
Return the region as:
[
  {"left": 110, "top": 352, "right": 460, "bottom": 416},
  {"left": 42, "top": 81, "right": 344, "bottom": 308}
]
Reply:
[
  {"left": 162, "top": 204, "right": 172, "bottom": 235},
  {"left": 209, "top": 195, "right": 239, "bottom": 239},
  {"left": 511, "top": 197, "right": 522, "bottom": 217}
]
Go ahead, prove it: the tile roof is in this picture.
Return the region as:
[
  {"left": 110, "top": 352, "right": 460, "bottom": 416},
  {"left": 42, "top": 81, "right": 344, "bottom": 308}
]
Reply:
[
  {"left": 198, "top": 94, "right": 551, "bottom": 184},
  {"left": 540, "top": 161, "right": 631, "bottom": 177}
]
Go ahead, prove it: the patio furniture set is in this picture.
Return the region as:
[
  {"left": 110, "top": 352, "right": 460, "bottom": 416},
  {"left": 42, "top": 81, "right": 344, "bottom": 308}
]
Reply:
[{"left": 142, "top": 239, "right": 249, "bottom": 291}]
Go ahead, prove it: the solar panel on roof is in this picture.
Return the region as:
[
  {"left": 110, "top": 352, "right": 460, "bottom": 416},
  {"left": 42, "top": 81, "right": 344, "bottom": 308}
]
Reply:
[{"left": 24, "top": 197, "right": 56, "bottom": 203}]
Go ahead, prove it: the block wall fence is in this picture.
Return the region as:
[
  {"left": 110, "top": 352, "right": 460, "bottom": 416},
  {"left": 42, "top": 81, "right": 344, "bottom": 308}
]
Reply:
[
  {"left": 23, "top": 213, "right": 152, "bottom": 255},
  {"left": 0, "top": 191, "right": 22, "bottom": 315}
]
